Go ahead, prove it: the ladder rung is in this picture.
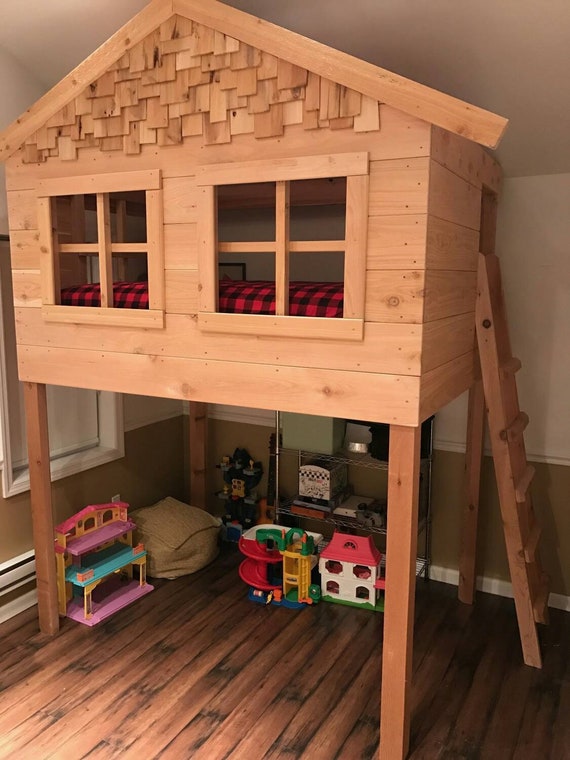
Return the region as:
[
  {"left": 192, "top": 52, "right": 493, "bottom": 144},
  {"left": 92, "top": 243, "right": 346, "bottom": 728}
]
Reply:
[
  {"left": 524, "top": 521, "right": 542, "bottom": 563},
  {"left": 501, "top": 357, "right": 522, "bottom": 376},
  {"left": 533, "top": 573, "right": 550, "bottom": 623},
  {"left": 500, "top": 411, "right": 530, "bottom": 442},
  {"left": 515, "top": 464, "right": 535, "bottom": 502}
]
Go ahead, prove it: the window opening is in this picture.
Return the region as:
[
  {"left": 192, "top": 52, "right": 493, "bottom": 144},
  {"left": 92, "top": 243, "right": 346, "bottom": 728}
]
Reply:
[
  {"left": 325, "top": 559, "right": 343, "bottom": 575},
  {"left": 198, "top": 152, "right": 368, "bottom": 340},
  {"left": 216, "top": 177, "right": 347, "bottom": 318},
  {"left": 54, "top": 190, "right": 148, "bottom": 310}
]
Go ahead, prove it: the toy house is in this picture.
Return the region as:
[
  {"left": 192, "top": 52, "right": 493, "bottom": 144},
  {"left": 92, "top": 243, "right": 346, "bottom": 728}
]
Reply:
[
  {"left": 54, "top": 501, "right": 153, "bottom": 626},
  {"left": 320, "top": 531, "right": 384, "bottom": 610},
  {"left": 0, "top": 1, "right": 547, "bottom": 757}
]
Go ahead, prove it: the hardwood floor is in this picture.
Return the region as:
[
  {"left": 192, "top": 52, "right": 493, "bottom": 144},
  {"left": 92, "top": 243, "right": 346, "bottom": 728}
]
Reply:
[{"left": 0, "top": 546, "right": 568, "bottom": 760}]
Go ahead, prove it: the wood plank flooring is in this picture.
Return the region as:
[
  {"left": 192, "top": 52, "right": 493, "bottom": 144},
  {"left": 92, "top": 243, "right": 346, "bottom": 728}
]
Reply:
[{"left": 0, "top": 546, "right": 568, "bottom": 759}]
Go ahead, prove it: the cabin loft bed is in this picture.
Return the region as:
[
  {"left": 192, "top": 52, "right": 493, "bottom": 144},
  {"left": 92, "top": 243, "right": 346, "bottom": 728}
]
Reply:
[{"left": 0, "top": 1, "right": 517, "bottom": 758}]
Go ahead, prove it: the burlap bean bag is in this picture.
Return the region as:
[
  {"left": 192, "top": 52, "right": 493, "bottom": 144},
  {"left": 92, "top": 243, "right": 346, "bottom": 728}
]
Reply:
[{"left": 132, "top": 496, "right": 220, "bottom": 579}]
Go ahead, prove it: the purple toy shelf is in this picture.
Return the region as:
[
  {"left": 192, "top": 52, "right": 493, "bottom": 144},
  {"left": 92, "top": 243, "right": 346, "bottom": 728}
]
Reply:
[
  {"left": 65, "top": 519, "right": 137, "bottom": 557},
  {"left": 66, "top": 576, "right": 153, "bottom": 627}
]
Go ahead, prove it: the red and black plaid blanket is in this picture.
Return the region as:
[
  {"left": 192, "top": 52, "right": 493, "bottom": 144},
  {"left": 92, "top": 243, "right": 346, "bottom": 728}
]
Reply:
[
  {"left": 60, "top": 282, "right": 149, "bottom": 309},
  {"left": 60, "top": 280, "right": 344, "bottom": 317},
  {"left": 219, "top": 280, "right": 343, "bottom": 317}
]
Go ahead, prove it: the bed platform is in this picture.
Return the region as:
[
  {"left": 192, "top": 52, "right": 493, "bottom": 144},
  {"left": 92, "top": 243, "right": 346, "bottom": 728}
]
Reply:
[{"left": 0, "top": 1, "right": 516, "bottom": 758}]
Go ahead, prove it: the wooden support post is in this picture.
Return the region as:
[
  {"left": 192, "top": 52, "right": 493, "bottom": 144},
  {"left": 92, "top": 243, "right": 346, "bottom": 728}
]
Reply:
[
  {"left": 189, "top": 401, "right": 208, "bottom": 509},
  {"left": 458, "top": 378, "right": 486, "bottom": 603},
  {"left": 23, "top": 382, "right": 59, "bottom": 635},
  {"left": 379, "top": 424, "right": 421, "bottom": 760}
]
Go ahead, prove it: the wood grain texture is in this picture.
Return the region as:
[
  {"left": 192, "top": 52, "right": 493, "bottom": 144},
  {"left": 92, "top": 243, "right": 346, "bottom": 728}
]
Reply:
[
  {"left": 15, "top": 307, "right": 424, "bottom": 376},
  {"left": 380, "top": 424, "right": 421, "bottom": 759},
  {"left": 22, "top": 382, "right": 59, "bottom": 635},
  {"left": 5, "top": 109, "right": 430, "bottom": 193},
  {"left": 172, "top": 0, "right": 507, "bottom": 147},
  {"left": 17, "top": 344, "right": 422, "bottom": 425},
  {"left": 1, "top": 548, "right": 566, "bottom": 759}
]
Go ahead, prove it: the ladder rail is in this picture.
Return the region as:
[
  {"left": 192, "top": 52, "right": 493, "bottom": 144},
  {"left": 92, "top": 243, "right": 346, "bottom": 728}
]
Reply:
[{"left": 476, "top": 251, "right": 548, "bottom": 669}]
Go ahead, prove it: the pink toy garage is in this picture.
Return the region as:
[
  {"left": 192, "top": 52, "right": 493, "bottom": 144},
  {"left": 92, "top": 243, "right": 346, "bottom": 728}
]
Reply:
[{"left": 319, "top": 531, "right": 385, "bottom": 611}]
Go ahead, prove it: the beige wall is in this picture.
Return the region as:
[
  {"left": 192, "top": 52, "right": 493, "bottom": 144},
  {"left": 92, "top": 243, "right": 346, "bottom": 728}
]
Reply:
[
  {"left": 0, "top": 415, "right": 186, "bottom": 567},
  {"left": 431, "top": 450, "right": 570, "bottom": 597}
]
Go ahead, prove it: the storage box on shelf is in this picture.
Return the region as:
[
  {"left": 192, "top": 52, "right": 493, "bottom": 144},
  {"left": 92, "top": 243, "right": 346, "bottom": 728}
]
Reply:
[{"left": 274, "top": 413, "right": 433, "bottom": 579}]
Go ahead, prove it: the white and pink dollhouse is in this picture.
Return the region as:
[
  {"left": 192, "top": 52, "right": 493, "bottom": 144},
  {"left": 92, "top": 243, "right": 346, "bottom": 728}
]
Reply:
[{"left": 319, "top": 531, "right": 385, "bottom": 611}]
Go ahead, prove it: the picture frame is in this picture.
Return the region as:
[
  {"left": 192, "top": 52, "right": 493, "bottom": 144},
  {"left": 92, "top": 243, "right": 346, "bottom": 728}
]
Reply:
[{"left": 218, "top": 262, "right": 246, "bottom": 281}]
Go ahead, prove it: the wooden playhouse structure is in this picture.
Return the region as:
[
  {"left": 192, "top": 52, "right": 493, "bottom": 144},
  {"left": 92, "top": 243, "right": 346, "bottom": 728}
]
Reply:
[{"left": 0, "top": 1, "right": 549, "bottom": 757}]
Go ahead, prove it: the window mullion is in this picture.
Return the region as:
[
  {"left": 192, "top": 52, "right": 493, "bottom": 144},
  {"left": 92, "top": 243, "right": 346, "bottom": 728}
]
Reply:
[
  {"left": 275, "top": 180, "right": 290, "bottom": 316},
  {"left": 96, "top": 193, "right": 113, "bottom": 309}
]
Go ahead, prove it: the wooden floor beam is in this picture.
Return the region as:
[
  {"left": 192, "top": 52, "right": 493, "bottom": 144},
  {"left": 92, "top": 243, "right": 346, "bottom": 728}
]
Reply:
[
  {"left": 379, "top": 424, "right": 421, "bottom": 760},
  {"left": 23, "top": 382, "right": 59, "bottom": 635}
]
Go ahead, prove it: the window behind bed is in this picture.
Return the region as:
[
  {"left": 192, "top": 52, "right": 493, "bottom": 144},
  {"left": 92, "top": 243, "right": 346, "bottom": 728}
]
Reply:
[
  {"left": 37, "top": 170, "right": 164, "bottom": 328},
  {"left": 197, "top": 152, "right": 368, "bottom": 341}
]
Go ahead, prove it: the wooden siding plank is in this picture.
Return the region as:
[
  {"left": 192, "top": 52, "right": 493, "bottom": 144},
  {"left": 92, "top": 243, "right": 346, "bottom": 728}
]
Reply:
[
  {"left": 171, "top": 0, "right": 507, "bottom": 148},
  {"left": 426, "top": 215, "right": 479, "bottom": 271},
  {"left": 163, "top": 176, "right": 199, "bottom": 223},
  {"left": 164, "top": 223, "right": 198, "bottom": 269},
  {"left": 12, "top": 270, "right": 41, "bottom": 308},
  {"left": 419, "top": 350, "right": 477, "bottom": 421},
  {"left": 366, "top": 215, "right": 428, "bottom": 270},
  {"left": 8, "top": 229, "right": 42, "bottom": 269},
  {"left": 15, "top": 308, "right": 423, "bottom": 376},
  {"left": 197, "top": 152, "right": 369, "bottom": 186},
  {"left": 37, "top": 169, "right": 161, "bottom": 197},
  {"left": 369, "top": 158, "right": 429, "bottom": 216},
  {"left": 165, "top": 269, "right": 200, "bottom": 313},
  {"left": 343, "top": 174, "right": 368, "bottom": 319},
  {"left": 421, "top": 312, "right": 476, "bottom": 373},
  {"left": 7, "top": 190, "right": 37, "bottom": 231},
  {"left": 428, "top": 160, "right": 481, "bottom": 231},
  {"left": 423, "top": 270, "right": 477, "bottom": 322},
  {"left": 430, "top": 126, "right": 502, "bottom": 193},
  {"left": 17, "top": 345, "right": 421, "bottom": 425},
  {"left": 5, "top": 109, "right": 431, "bottom": 191},
  {"left": 365, "top": 270, "right": 425, "bottom": 324}
]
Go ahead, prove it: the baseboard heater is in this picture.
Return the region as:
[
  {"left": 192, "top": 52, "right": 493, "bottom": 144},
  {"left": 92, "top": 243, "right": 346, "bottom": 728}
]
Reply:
[{"left": 0, "top": 550, "right": 37, "bottom": 623}]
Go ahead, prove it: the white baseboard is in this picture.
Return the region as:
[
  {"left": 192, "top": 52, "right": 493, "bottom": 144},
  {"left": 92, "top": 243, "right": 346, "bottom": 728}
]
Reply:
[
  {"left": 0, "top": 588, "right": 37, "bottom": 625},
  {"left": 429, "top": 564, "right": 570, "bottom": 612}
]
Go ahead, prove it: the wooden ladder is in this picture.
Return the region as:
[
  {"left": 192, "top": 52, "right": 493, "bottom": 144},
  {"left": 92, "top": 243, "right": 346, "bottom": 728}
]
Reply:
[{"left": 476, "top": 252, "right": 549, "bottom": 668}]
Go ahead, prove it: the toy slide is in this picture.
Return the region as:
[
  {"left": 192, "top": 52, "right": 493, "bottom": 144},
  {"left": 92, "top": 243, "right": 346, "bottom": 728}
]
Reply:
[{"left": 238, "top": 558, "right": 280, "bottom": 591}]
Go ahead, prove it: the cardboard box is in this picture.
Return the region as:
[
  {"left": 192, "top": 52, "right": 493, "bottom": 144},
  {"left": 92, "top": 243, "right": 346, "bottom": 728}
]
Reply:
[
  {"left": 298, "top": 459, "right": 348, "bottom": 502},
  {"left": 282, "top": 413, "right": 345, "bottom": 455}
]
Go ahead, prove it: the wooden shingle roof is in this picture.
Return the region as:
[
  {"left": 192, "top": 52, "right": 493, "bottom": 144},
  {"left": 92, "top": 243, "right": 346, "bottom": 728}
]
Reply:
[{"left": 0, "top": 0, "right": 508, "bottom": 161}]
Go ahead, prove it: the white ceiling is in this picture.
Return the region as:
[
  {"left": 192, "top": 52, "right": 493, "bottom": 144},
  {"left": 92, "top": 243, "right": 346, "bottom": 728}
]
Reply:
[{"left": 0, "top": 0, "right": 568, "bottom": 177}]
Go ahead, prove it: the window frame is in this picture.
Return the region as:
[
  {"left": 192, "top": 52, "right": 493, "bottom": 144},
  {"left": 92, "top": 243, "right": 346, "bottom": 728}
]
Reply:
[
  {"left": 0, "top": 238, "right": 124, "bottom": 497},
  {"left": 196, "top": 152, "right": 369, "bottom": 341},
  {"left": 37, "top": 169, "right": 164, "bottom": 329}
]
